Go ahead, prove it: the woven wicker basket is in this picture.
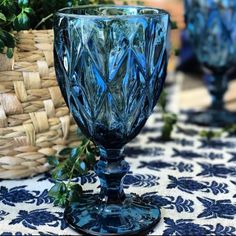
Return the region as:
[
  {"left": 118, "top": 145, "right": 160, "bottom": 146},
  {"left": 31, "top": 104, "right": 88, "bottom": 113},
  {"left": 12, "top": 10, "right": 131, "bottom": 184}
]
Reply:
[{"left": 0, "top": 30, "right": 78, "bottom": 179}]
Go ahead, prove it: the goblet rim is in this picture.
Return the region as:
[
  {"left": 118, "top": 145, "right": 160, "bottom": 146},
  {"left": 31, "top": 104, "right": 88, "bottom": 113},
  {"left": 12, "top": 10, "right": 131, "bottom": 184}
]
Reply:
[{"left": 55, "top": 5, "right": 169, "bottom": 20}]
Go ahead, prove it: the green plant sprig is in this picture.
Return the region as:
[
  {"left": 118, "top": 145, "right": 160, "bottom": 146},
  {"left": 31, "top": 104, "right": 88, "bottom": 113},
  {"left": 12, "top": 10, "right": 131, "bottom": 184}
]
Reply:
[
  {"left": 199, "top": 124, "right": 236, "bottom": 140},
  {"left": 0, "top": 0, "right": 33, "bottom": 57},
  {"left": 1, "top": 0, "right": 141, "bottom": 58},
  {"left": 159, "top": 90, "right": 178, "bottom": 141},
  {"left": 223, "top": 124, "right": 236, "bottom": 136},
  {"left": 48, "top": 138, "right": 97, "bottom": 207},
  {"left": 161, "top": 112, "right": 177, "bottom": 141},
  {"left": 199, "top": 129, "right": 223, "bottom": 140}
]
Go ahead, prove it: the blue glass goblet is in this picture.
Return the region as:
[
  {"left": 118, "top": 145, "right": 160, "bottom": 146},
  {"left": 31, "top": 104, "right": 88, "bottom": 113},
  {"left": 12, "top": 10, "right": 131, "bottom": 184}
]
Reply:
[
  {"left": 184, "top": 0, "right": 236, "bottom": 126},
  {"left": 54, "top": 5, "right": 169, "bottom": 235}
]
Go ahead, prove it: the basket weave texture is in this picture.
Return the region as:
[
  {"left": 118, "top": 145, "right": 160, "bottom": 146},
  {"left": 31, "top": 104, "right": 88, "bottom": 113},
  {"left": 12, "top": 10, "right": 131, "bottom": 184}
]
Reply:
[{"left": 0, "top": 30, "right": 78, "bottom": 179}]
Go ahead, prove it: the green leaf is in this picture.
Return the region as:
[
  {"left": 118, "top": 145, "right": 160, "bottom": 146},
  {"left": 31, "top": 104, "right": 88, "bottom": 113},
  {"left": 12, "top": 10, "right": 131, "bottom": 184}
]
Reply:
[
  {"left": 171, "top": 20, "right": 178, "bottom": 30},
  {"left": 0, "top": 30, "right": 15, "bottom": 48},
  {"left": 0, "top": 0, "right": 15, "bottom": 8},
  {"left": 80, "top": 161, "right": 86, "bottom": 171},
  {"left": 70, "top": 147, "right": 81, "bottom": 160},
  {"left": 0, "top": 12, "right": 6, "bottom": 21},
  {"left": 51, "top": 162, "right": 70, "bottom": 180},
  {"left": 161, "top": 124, "right": 172, "bottom": 141},
  {"left": 48, "top": 182, "right": 68, "bottom": 207},
  {"left": 68, "top": 184, "right": 82, "bottom": 203},
  {"left": 23, "top": 7, "right": 33, "bottom": 14},
  {"left": 223, "top": 124, "right": 236, "bottom": 135},
  {"left": 74, "top": 160, "right": 88, "bottom": 174},
  {"left": 163, "top": 113, "right": 178, "bottom": 125},
  {"left": 47, "top": 156, "right": 59, "bottom": 167},
  {"left": 0, "top": 39, "right": 4, "bottom": 52},
  {"left": 161, "top": 113, "right": 178, "bottom": 141},
  {"left": 18, "top": 0, "right": 29, "bottom": 8},
  {"left": 17, "top": 12, "right": 29, "bottom": 27},
  {"left": 13, "top": 12, "right": 30, "bottom": 31},
  {"left": 51, "top": 165, "right": 63, "bottom": 179},
  {"left": 6, "top": 48, "right": 13, "bottom": 58},
  {"left": 81, "top": 138, "right": 89, "bottom": 146},
  {"left": 85, "top": 151, "right": 96, "bottom": 169},
  {"left": 48, "top": 182, "right": 66, "bottom": 197},
  {"left": 59, "top": 147, "right": 72, "bottom": 156},
  {"left": 7, "top": 14, "right": 16, "bottom": 22},
  {"left": 174, "top": 48, "right": 180, "bottom": 56},
  {"left": 136, "top": 1, "right": 144, "bottom": 5},
  {"left": 199, "top": 130, "right": 222, "bottom": 140},
  {"left": 159, "top": 90, "right": 167, "bottom": 112}
]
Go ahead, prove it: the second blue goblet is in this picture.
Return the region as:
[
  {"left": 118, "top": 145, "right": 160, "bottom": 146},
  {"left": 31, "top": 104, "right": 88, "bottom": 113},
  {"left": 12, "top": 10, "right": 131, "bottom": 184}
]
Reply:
[{"left": 184, "top": 0, "right": 236, "bottom": 126}]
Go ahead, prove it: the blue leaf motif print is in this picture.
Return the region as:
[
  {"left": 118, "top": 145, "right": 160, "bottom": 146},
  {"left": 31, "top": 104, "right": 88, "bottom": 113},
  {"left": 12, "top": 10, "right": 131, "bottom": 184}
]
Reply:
[
  {"left": 80, "top": 172, "right": 97, "bottom": 185},
  {"left": 197, "top": 197, "right": 236, "bottom": 219},
  {"left": 163, "top": 218, "right": 235, "bottom": 236},
  {"left": 123, "top": 174, "right": 159, "bottom": 188},
  {"left": 9, "top": 209, "right": 68, "bottom": 230},
  {"left": 209, "top": 181, "right": 229, "bottom": 195},
  {"left": 138, "top": 160, "right": 193, "bottom": 173},
  {"left": 0, "top": 186, "right": 53, "bottom": 206},
  {"left": 38, "top": 232, "right": 57, "bottom": 236},
  {"left": 175, "top": 162, "right": 193, "bottom": 172},
  {"left": 197, "top": 163, "right": 236, "bottom": 177},
  {"left": 167, "top": 176, "right": 228, "bottom": 195},
  {"left": 37, "top": 173, "right": 55, "bottom": 183},
  {"left": 0, "top": 186, "right": 34, "bottom": 206},
  {"left": 172, "top": 148, "right": 223, "bottom": 160},
  {"left": 0, "top": 210, "right": 9, "bottom": 221},
  {"left": 34, "top": 190, "right": 53, "bottom": 206},
  {"left": 1, "top": 233, "right": 32, "bottom": 236},
  {"left": 124, "top": 146, "right": 164, "bottom": 158},
  {"left": 172, "top": 148, "right": 203, "bottom": 159},
  {"left": 163, "top": 218, "right": 211, "bottom": 236},
  {"left": 199, "top": 140, "right": 235, "bottom": 150},
  {"left": 175, "top": 138, "right": 194, "bottom": 147},
  {"left": 141, "top": 192, "right": 194, "bottom": 213},
  {"left": 206, "top": 152, "right": 223, "bottom": 160},
  {"left": 213, "top": 223, "right": 236, "bottom": 235},
  {"left": 38, "top": 172, "right": 98, "bottom": 185},
  {"left": 231, "top": 181, "right": 236, "bottom": 198},
  {"left": 139, "top": 160, "right": 172, "bottom": 170},
  {"left": 228, "top": 152, "right": 236, "bottom": 162},
  {"left": 174, "top": 196, "right": 194, "bottom": 213}
]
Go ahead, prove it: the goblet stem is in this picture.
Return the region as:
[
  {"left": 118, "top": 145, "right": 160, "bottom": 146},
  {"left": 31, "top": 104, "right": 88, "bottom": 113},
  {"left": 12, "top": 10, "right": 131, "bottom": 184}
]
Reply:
[
  {"left": 95, "top": 147, "right": 130, "bottom": 203},
  {"left": 206, "top": 73, "right": 228, "bottom": 111},
  {"left": 187, "top": 73, "right": 236, "bottom": 127}
]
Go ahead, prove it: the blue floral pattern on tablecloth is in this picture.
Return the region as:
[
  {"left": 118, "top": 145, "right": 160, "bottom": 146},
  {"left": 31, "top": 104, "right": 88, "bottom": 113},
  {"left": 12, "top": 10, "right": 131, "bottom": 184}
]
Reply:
[{"left": 0, "top": 85, "right": 236, "bottom": 235}]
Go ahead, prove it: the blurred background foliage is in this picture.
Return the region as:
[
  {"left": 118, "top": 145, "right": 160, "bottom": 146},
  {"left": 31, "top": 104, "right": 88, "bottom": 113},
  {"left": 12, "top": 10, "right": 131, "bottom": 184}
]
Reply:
[{"left": 0, "top": 0, "right": 142, "bottom": 57}]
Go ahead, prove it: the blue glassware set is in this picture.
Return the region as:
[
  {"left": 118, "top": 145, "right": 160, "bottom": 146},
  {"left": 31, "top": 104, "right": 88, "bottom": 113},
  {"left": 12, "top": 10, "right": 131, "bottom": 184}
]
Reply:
[{"left": 53, "top": 2, "right": 236, "bottom": 235}]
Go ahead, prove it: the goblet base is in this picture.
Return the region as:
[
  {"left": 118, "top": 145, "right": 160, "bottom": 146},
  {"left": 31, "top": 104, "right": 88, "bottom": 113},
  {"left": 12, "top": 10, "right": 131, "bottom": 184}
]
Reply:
[
  {"left": 187, "top": 108, "right": 236, "bottom": 127},
  {"left": 64, "top": 193, "right": 161, "bottom": 236}
]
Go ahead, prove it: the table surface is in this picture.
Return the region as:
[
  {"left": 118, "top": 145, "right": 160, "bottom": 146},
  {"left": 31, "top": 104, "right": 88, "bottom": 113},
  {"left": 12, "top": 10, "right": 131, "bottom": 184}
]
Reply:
[{"left": 0, "top": 81, "right": 236, "bottom": 235}]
